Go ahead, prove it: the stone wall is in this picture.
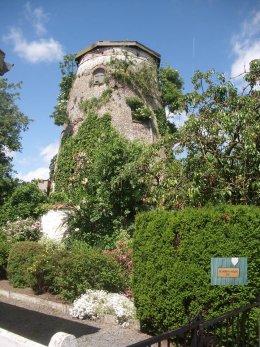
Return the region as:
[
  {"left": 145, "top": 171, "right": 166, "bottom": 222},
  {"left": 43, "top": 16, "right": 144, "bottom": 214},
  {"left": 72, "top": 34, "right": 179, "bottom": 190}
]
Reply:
[{"left": 66, "top": 46, "right": 162, "bottom": 143}]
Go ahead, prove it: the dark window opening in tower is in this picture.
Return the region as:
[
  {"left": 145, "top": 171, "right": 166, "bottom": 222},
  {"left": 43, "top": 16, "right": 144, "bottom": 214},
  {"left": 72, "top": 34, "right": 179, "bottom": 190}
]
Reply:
[{"left": 93, "top": 68, "right": 105, "bottom": 85}]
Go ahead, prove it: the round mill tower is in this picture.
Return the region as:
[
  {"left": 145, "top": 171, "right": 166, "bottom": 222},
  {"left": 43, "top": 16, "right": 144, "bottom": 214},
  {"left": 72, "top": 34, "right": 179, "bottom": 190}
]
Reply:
[{"left": 66, "top": 41, "right": 162, "bottom": 143}]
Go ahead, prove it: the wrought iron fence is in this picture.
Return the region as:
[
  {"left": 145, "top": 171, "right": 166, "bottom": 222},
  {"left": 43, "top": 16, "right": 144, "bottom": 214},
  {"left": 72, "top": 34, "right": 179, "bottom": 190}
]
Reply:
[{"left": 125, "top": 299, "right": 259, "bottom": 347}]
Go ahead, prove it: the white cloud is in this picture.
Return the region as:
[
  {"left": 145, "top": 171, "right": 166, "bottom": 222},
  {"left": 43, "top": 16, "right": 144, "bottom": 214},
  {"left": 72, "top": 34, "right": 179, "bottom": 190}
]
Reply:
[
  {"left": 24, "top": 2, "right": 48, "bottom": 36},
  {"left": 2, "top": 2, "right": 64, "bottom": 64},
  {"left": 3, "top": 28, "right": 64, "bottom": 63},
  {"left": 18, "top": 167, "right": 50, "bottom": 182},
  {"left": 40, "top": 141, "right": 59, "bottom": 163},
  {"left": 231, "top": 11, "right": 260, "bottom": 79},
  {"left": 15, "top": 141, "right": 59, "bottom": 182}
]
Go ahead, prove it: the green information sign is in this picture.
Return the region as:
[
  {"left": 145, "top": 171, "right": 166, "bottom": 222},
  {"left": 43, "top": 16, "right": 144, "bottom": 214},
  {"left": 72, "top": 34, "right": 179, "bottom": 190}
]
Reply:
[{"left": 211, "top": 257, "right": 247, "bottom": 285}]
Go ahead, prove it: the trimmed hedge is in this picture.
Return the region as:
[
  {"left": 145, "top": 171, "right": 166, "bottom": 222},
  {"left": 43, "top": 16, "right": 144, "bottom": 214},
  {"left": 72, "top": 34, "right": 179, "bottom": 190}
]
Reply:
[
  {"left": 133, "top": 205, "right": 260, "bottom": 334},
  {"left": 7, "top": 241, "right": 44, "bottom": 287}
]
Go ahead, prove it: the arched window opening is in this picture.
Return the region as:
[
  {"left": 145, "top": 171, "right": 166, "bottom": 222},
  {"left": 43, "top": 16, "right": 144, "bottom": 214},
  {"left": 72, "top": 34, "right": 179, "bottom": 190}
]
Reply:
[{"left": 93, "top": 68, "right": 105, "bottom": 85}]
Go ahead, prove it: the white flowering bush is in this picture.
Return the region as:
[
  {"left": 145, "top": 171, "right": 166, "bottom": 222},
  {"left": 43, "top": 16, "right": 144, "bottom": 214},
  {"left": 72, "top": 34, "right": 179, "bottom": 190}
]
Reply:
[
  {"left": 0, "top": 217, "right": 41, "bottom": 242},
  {"left": 70, "top": 289, "right": 136, "bottom": 326}
]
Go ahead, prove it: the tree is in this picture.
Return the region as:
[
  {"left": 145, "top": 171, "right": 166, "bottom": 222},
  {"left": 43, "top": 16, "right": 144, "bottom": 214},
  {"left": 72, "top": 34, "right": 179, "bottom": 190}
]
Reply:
[
  {"left": 172, "top": 65, "right": 260, "bottom": 205},
  {"left": 0, "top": 182, "right": 47, "bottom": 226},
  {"left": 0, "top": 79, "right": 30, "bottom": 178},
  {"left": 159, "top": 66, "right": 184, "bottom": 113},
  {"left": 51, "top": 54, "right": 77, "bottom": 125}
]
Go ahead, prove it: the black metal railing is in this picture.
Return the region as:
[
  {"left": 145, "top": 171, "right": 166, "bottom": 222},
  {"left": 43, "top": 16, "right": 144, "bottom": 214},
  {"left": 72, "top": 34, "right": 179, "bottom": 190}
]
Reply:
[{"left": 125, "top": 299, "right": 259, "bottom": 347}]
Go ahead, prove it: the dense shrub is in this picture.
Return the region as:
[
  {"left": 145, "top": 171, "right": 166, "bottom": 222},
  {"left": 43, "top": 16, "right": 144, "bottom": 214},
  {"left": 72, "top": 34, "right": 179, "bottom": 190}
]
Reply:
[
  {"left": 133, "top": 205, "right": 260, "bottom": 335},
  {"left": 0, "top": 232, "right": 11, "bottom": 279},
  {"left": 103, "top": 239, "right": 133, "bottom": 296},
  {"left": 7, "top": 241, "right": 44, "bottom": 287},
  {"left": 28, "top": 239, "right": 67, "bottom": 295},
  {"left": 0, "top": 182, "right": 47, "bottom": 226},
  {"left": 53, "top": 241, "right": 128, "bottom": 302},
  {"left": 29, "top": 240, "right": 128, "bottom": 302},
  {"left": 0, "top": 218, "right": 41, "bottom": 242}
]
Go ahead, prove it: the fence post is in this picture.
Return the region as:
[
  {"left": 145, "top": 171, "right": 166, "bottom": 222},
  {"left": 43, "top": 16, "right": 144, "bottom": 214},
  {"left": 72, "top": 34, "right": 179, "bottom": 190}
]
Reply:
[{"left": 190, "top": 313, "right": 203, "bottom": 347}]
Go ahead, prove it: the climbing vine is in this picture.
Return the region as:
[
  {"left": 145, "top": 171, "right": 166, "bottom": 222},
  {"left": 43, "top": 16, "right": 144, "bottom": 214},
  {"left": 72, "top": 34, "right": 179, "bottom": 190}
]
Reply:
[
  {"left": 125, "top": 97, "right": 152, "bottom": 121},
  {"left": 106, "top": 52, "right": 160, "bottom": 101},
  {"left": 55, "top": 112, "right": 149, "bottom": 246},
  {"left": 51, "top": 54, "right": 77, "bottom": 126},
  {"left": 53, "top": 50, "right": 185, "bottom": 246},
  {"left": 80, "top": 88, "right": 113, "bottom": 114}
]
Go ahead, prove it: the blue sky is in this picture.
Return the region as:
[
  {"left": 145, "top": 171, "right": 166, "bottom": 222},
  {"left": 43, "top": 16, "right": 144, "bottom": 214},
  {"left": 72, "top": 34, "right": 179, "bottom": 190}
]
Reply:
[{"left": 1, "top": 0, "right": 259, "bottom": 181}]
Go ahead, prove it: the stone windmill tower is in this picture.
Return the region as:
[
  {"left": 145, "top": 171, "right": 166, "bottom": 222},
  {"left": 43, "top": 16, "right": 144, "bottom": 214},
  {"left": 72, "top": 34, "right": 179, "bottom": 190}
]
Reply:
[{"left": 66, "top": 41, "right": 162, "bottom": 143}]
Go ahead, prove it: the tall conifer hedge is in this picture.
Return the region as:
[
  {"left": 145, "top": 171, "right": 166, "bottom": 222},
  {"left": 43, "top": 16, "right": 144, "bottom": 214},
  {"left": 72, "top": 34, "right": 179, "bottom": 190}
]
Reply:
[{"left": 133, "top": 205, "right": 259, "bottom": 334}]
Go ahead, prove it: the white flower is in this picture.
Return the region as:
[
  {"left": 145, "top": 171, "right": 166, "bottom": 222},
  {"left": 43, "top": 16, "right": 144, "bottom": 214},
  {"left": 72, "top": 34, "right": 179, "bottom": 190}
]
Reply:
[{"left": 69, "top": 289, "right": 136, "bottom": 325}]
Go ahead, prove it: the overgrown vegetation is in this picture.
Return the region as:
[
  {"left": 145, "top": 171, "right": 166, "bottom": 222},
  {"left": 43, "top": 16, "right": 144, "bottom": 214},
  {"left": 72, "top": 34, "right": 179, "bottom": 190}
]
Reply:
[
  {"left": 0, "top": 79, "right": 30, "bottom": 179},
  {"left": 50, "top": 54, "right": 76, "bottom": 125},
  {"left": 6, "top": 239, "right": 128, "bottom": 302},
  {"left": 80, "top": 88, "right": 113, "bottom": 114},
  {"left": 126, "top": 97, "right": 152, "bottom": 121},
  {"left": 173, "top": 68, "right": 260, "bottom": 205},
  {"left": 0, "top": 232, "right": 11, "bottom": 279},
  {"left": 8, "top": 241, "right": 45, "bottom": 288},
  {"left": 54, "top": 112, "right": 146, "bottom": 246},
  {"left": 0, "top": 182, "right": 47, "bottom": 226},
  {"left": 133, "top": 205, "right": 260, "bottom": 337},
  {"left": 0, "top": 48, "right": 258, "bottom": 336},
  {"left": 0, "top": 217, "right": 41, "bottom": 242}
]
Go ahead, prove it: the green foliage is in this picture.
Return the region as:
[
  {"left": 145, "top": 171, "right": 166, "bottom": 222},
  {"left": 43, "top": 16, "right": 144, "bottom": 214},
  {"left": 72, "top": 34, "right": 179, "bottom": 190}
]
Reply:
[
  {"left": 126, "top": 97, "right": 152, "bottom": 121},
  {"left": 133, "top": 205, "right": 260, "bottom": 335},
  {"left": 57, "top": 241, "right": 127, "bottom": 302},
  {"left": 49, "top": 154, "right": 57, "bottom": 181},
  {"left": 155, "top": 108, "right": 177, "bottom": 136},
  {"left": 244, "top": 59, "right": 260, "bottom": 89},
  {"left": 80, "top": 88, "right": 113, "bottom": 114},
  {"left": 0, "top": 217, "right": 41, "bottom": 242},
  {"left": 108, "top": 54, "right": 158, "bottom": 100},
  {"left": 159, "top": 66, "right": 184, "bottom": 112},
  {"left": 0, "top": 232, "right": 11, "bottom": 279},
  {"left": 0, "top": 177, "right": 18, "bottom": 206},
  {"left": 110, "top": 139, "right": 186, "bottom": 210},
  {"left": 48, "top": 191, "right": 69, "bottom": 204},
  {"left": 0, "top": 182, "right": 47, "bottom": 226},
  {"left": 0, "top": 218, "right": 40, "bottom": 242},
  {"left": 0, "top": 79, "right": 30, "bottom": 178},
  {"left": 51, "top": 54, "right": 76, "bottom": 125},
  {"left": 55, "top": 112, "right": 146, "bottom": 245},
  {"left": 7, "top": 241, "right": 44, "bottom": 288},
  {"left": 173, "top": 69, "right": 260, "bottom": 205},
  {"left": 28, "top": 240, "right": 67, "bottom": 295},
  {"left": 29, "top": 240, "right": 127, "bottom": 302}
]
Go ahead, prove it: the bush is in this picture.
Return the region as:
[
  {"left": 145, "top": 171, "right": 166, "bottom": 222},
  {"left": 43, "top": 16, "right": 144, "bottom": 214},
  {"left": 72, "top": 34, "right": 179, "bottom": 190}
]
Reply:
[
  {"left": 133, "top": 205, "right": 260, "bottom": 335},
  {"left": 0, "top": 218, "right": 41, "bottom": 242},
  {"left": 28, "top": 239, "right": 67, "bottom": 294},
  {"left": 7, "top": 241, "right": 44, "bottom": 288},
  {"left": 50, "top": 241, "right": 128, "bottom": 302},
  {"left": 0, "top": 232, "right": 11, "bottom": 279},
  {"left": 126, "top": 96, "right": 152, "bottom": 121},
  {"left": 0, "top": 182, "right": 47, "bottom": 226}
]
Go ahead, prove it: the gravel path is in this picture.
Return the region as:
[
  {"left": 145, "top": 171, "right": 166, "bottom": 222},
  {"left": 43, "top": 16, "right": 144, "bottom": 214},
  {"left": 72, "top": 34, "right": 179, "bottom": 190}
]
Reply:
[{"left": 0, "top": 280, "right": 151, "bottom": 347}]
